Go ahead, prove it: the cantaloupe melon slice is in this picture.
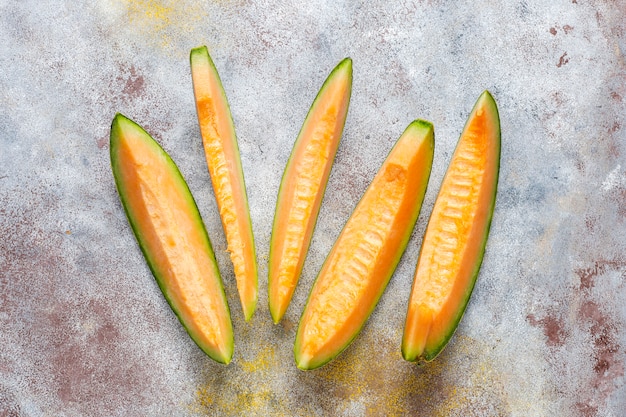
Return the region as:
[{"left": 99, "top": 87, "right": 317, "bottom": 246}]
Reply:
[
  {"left": 402, "top": 91, "right": 500, "bottom": 363},
  {"left": 295, "top": 120, "right": 435, "bottom": 370},
  {"left": 190, "top": 46, "right": 258, "bottom": 321},
  {"left": 110, "top": 114, "right": 234, "bottom": 364},
  {"left": 269, "top": 58, "right": 353, "bottom": 324}
]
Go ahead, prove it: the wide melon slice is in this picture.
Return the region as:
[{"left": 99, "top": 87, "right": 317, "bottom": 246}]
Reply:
[
  {"left": 190, "top": 46, "right": 258, "bottom": 321},
  {"left": 269, "top": 58, "right": 352, "bottom": 324},
  {"left": 402, "top": 91, "right": 500, "bottom": 363},
  {"left": 110, "top": 114, "right": 234, "bottom": 364},
  {"left": 294, "top": 120, "right": 435, "bottom": 370}
]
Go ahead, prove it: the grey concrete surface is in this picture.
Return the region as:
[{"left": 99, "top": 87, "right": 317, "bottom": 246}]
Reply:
[{"left": 1, "top": 1, "right": 625, "bottom": 416}]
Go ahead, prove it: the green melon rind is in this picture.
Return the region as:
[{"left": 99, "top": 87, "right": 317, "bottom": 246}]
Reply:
[
  {"left": 268, "top": 58, "right": 353, "bottom": 324},
  {"left": 402, "top": 91, "right": 500, "bottom": 364},
  {"left": 110, "top": 113, "right": 234, "bottom": 364},
  {"left": 294, "top": 120, "right": 435, "bottom": 370},
  {"left": 190, "top": 46, "right": 259, "bottom": 321}
]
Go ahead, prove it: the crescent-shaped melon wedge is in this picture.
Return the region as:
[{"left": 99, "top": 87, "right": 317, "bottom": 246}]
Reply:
[
  {"left": 402, "top": 91, "right": 500, "bottom": 363},
  {"left": 269, "top": 58, "right": 353, "bottom": 324},
  {"left": 295, "top": 120, "right": 435, "bottom": 370},
  {"left": 110, "top": 114, "right": 234, "bottom": 364},
  {"left": 190, "top": 46, "right": 258, "bottom": 321}
]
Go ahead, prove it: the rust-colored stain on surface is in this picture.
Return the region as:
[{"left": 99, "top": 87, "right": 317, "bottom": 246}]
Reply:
[
  {"left": 118, "top": 64, "right": 146, "bottom": 101},
  {"left": 527, "top": 312, "right": 568, "bottom": 347},
  {"left": 557, "top": 52, "right": 570, "bottom": 67}
]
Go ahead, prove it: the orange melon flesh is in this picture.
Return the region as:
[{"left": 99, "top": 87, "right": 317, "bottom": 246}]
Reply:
[
  {"left": 402, "top": 91, "right": 500, "bottom": 363},
  {"left": 110, "top": 114, "right": 234, "bottom": 364},
  {"left": 190, "top": 46, "right": 258, "bottom": 321},
  {"left": 295, "top": 120, "right": 435, "bottom": 370},
  {"left": 269, "top": 58, "right": 352, "bottom": 324}
]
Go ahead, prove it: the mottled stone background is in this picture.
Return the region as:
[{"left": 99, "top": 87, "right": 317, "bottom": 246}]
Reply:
[{"left": 1, "top": 0, "right": 625, "bottom": 416}]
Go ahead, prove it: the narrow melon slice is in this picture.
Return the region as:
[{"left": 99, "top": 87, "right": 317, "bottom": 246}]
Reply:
[
  {"left": 110, "top": 114, "right": 234, "bottom": 364},
  {"left": 294, "top": 120, "right": 435, "bottom": 370},
  {"left": 402, "top": 91, "right": 500, "bottom": 363},
  {"left": 190, "top": 46, "right": 258, "bottom": 321},
  {"left": 269, "top": 58, "right": 352, "bottom": 324}
]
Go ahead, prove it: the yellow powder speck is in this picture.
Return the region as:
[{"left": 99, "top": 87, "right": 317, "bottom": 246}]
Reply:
[
  {"left": 120, "top": 0, "right": 208, "bottom": 52},
  {"left": 239, "top": 344, "right": 275, "bottom": 373},
  {"left": 310, "top": 332, "right": 511, "bottom": 416},
  {"left": 194, "top": 386, "right": 214, "bottom": 409},
  {"left": 189, "top": 332, "right": 510, "bottom": 416},
  {"left": 191, "top": 343, "right": 309, "bottom": 416}
]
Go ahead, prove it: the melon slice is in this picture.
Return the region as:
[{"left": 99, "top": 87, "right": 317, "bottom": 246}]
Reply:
[
  {"left": 402, "top": 91, "right": 500, "bottom": 363},
  {"left": 110, "top": 114, "right": 234, "bottom": 364},
  {"left": 294, "top": 120, "right": 435, "bottom": 370},
  {"left": 190, "top": 46, "right": 258, "bottom": 321},
  {"left": 268, "top": 58, "right": 353, "bottom": 324}
]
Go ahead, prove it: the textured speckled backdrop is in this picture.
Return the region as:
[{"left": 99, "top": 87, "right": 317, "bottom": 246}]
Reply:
[{"left": 1, "top": 1, "right": 625, "bottom": 416}]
